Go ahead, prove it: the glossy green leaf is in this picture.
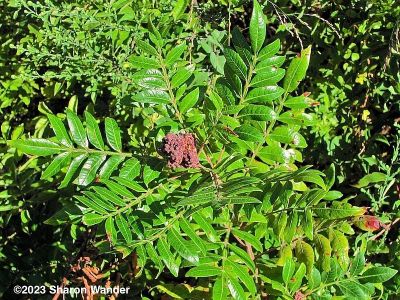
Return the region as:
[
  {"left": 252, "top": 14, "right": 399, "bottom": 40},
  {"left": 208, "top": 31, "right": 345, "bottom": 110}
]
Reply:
[
  {"left": 353, "top": 172, "right": 387, "bottom": 188},
  {"left": 168, "top": 228, "right": 199, "bottom": 264},
  {"left": 99, "top": 156, "right": 125, "bottom": 179},
  {"left": 288, "top": 263, "right": 306, "bottom": 293},
  {"left": 102, "top": 179, "right": 134, "bottom": 198},
  {"left": 129, "top": 56, "right": 159, "bottom": 69},
  {"left": 76, "top": 154, "right": 105, "bottom": 186},
  {"left": 105, "top": 117, "right": 122, "bottom": 152},
  {"left": 59, "top": 154, "right": 87, "bottom": 188},
  {"left": 359, "top": 267, "right": 397, "bottom": 283},
  {"left": 283, "top": 45, "right": 311, "bottom": 93},
  {"left": 255, "top": 56, "right": 285, "bottom": 72},
  {"left": 178, "top": 88, "right": 199, "bottom": 114},
  {"left": 337, "top": 280, "right": 370, "bottom": 300},
  {"left": 66, "top": 109, "right": 88, "bottom": 147},
  {"left": 192, "top": 212, "right": 218, "bottom": 242},
  {"left": 85, "top": 111, "right": 104, "bottom": 150},
  {"left": 225, "top": 48, "right": 248, "bottom": 80},
  {"left": 75, "top": 195, "right": 107, "bottom": 215},
  {"left": 157, "top": 238, "right": 179, "bottom": 277},
  {"left": 235, "top": 124, "right": 264, "bottom": 143},
  {"left": 48, "top": 114, "right": 73, "bottom": 147},
  {"left": 350, "top": 252, "right": 365, "bottom": 276},
  {"left": 250, "top": 68, "right": 285, "bottom": 87},
  {"left": 105, "top": 216, "right": 117, "bottom": 243},
  {"left": 132, "top": 90, "right": 170, "bottom": 104},
  {"left": 165, "top": 43, "right": 186, "bottom": 66},
  {"left": 9, "top": 139, "right": 62, "bottom": 156},
  {"left": 226, "top": 274, "right": 246, "bottom": 300},
  {"left": 231, "top": 228, "right": 262, "bottom": 252},
  {"left": 270, "top": 126, "right": 307, "bottom": 148},
  {"left": 229, "top": 244, "right": 255, "bottom": 272},
  {"left": 231, "top": 26, "right": 252, "bottom": 65},
  {"left": 41, "top": 152, "right": 70, "bottom": 180},
  {"left": 282, "top": 258, "right": 295, "bottom": 284},
  {"left": 119, "top": 158, "right": 140, "bottom": 179},
  {"left": 83, "top": 213, "right": 105, "bottom": 226},
  {"left": 171, "top": 66, "right": 193, "bottom": 88},
  {"left": 249, "top": 0, "right": 266, "bottom": 53},
  {"left": 258, "top": 39, "right": 280, "bottom": 61},
  {"left": 115, "top": 214, "right": 132, "bottom": 243},
  {"left": 113, "top": 177, "right": 146, "bottom": 192},
  {"left": 186, "top": 265, "right": 222, "bottom": 277},
  {"left": 143, "top": 165, "right": 160, "bottom": 186},
  {"left": 180, "top": 218, "right": 207, "bottom": 254},
  {"left": 92, "top": 186, "right": 126, "bottom": 206},
  {"left": 213, "top": 276, "right": 229, "bottom": 300},
  {"left": 136, "top": 40, "right": 158, "bottom": 56},
  {"left": 226, "top": 258, "right": 257, "bottom": 294},
  {"left": 245, "top": 86, "right": 285, "bottom": 103},
  {"left": 239, "top": 104, "right": 276, "bottom": 121}
]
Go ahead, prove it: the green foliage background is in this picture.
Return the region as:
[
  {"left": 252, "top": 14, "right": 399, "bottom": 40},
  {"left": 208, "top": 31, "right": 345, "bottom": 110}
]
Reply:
[{"left": 1, "top": 0, "right": 399, "bottom": 299}]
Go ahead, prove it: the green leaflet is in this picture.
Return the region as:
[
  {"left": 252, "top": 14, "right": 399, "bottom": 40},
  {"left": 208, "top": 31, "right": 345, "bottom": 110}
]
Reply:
[
  {"left": 226, "top": 258, "right": 257, "bottom": 294},
  {"left": 41, "top": 152, "right": 71, "bottom": 180},
  {"left": 213, "top": 276, "right": 229, "bottom": 300},
  {"left": 129, "top": 56, "right": 159, "bottom": 69},
  {"left": 48, "top": 114, "right": 73, "bottom": 147},
  {"left": 115, "top": 214, "right": 132, "bottom": 243},
  {"left": 83, "top": 213, "right": 105, "bottom": 226},
  {"left": 283, "top": 45, "right": 311, "bottom": 93},
  {"left": 177, "top": 187, "right": 216, "bottom": 206},
  {"left": 249, "top": 0, "right": 266, "bottom": 53},
  {"left": 295, "top": 240, "right": 315, "bottom": 275},
  {"left": 157, "top": 238, "right": 179, "bottom": 277},
  {"left": 186, "top": 265, "right": 222, "bottom": 277},
  {"left": 59, "top": 154, "right": 87, "bottom": 188},
  {"left": 192, "top": 212, "right": 218, "bottom": 243},
  {"left": 119, "top": 158, "right": 140, "bottom": 179},
  {"left": 226, "top": 274, "right": 246, "bottom": 300},
  {"left": 85, "top": 111, "right": 105, "bottom": 150},
  {"left": 76, "top": 154, "right": 105, "bottom": 186},
  {"left": 231, "top": 228, "right": 262, "bottom": 252},
  {"left": 258, "top": 39, "right": 281, "bottom": 61},
  {"left": 231, "top": 26, "right": 252, "bottom": 65},
  {"left": 165, "top": 43, "right": 186, "bottom": 66},
  {"left": 131, "top": 90, "right": 170, "bottom": 104},
  {"left": 105, "top": 117, "right": 122, "bottom": 152},
  {"left": 92, "top": 186, "right": 126, "bottom": 206},
  {"left": 105, "top": 216, "right": 117, "bottom": 244},
  {"left": 9, "top": 139, "right": 62, "bottom": 156},
  {"left": 66, "top": 109, "right": 88, "bottom": 148},
  {"left": 235, "top": 124, "right": 264, "bottom": 143},
  {"left": 99, "top": 156, "right": 125, "bottom": 179},
  {"left": 171, "top": 66, "right": 193, "bottom": 88},
  {"left": 179, "top": 218, "right": 207, "bottom": 254},
  {"left": 136, "top": 40, "right": 158, "bottom": 56},
  {"left": 239, "top": 104, "right": 276, "bottom": 121},
  {"left": 359, "top": 267, "right": 398, "bottom": 283},
  {"left": 178, "top": 87, "right": 199, "bottom": 114},
  {"left": 282, "top": 259, "right": 295, "bottom": 284},
  {"left": 250, "top": 68, "right": 285, "bottom": 87},
  {"left": 167, "top": 228, "right": 199, "bottom": 264},
  {"left": 225, "top": 48, "right": 248, "bottom": 80},
  {"left": 255, "top": 56, "right": 285, "bottom": 71},
  {"left": 102, "top": 179, "right": 134, "bottom": 198}
]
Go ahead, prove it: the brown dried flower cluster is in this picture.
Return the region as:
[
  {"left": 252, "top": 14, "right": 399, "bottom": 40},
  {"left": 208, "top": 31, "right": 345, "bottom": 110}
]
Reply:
[{"left": 161, "top": 133, "right": 200, "bottom": 168}]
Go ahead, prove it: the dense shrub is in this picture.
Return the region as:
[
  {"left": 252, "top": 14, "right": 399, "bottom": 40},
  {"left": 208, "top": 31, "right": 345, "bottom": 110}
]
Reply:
[{"left": 1, "top": 0, "right": 399, "bottom": 299}]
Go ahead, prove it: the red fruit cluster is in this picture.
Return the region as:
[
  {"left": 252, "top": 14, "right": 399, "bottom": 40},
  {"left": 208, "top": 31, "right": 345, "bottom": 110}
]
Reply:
[{"left": 161, "top": 133, "right": 200, "bottom": 168}]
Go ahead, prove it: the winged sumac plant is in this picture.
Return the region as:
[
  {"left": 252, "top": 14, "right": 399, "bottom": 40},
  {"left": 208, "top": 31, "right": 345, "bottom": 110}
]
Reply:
[{"left": 9, "top": 1, "right": 397, "bottom": 299}]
